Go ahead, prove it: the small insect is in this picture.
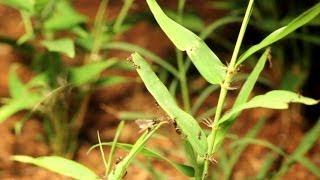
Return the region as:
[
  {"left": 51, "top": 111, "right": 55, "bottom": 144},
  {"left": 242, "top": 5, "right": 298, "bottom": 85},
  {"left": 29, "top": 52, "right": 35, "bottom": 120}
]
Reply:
[
  {"left": 182, "top": 134, "right": 188, "bottom": 139},
  {"left": 126, "top": 55, "right": 140, "bottom": 69},
  {"left": 135, "top": 118, "right": 158, "bottom": 133},
  {"left": 155, "top": 101, "right": 160, "bottom": 109},
  {"left": 122, "top": 171, "right": 128, "bottom": 179},
  {"left": 115, "top": 156, "right": 123, "bottom": 164},
  {"left": 135, "top": 116, "right": 170, "bottom": 133},
  {"left": 171, "top": 118, "right": 182, "bottom": 135},
  {"left": 126, "top": 56, "right": 133, "bottom": 62},
  {"left": 198, "top": 131, "right": 202, "bottom": 140},
  {"left": 111, "top": 156, "right": 125, "bottom": 175},
  {"left": 132, "top": 63, "right": 140, "bottom": 69}
]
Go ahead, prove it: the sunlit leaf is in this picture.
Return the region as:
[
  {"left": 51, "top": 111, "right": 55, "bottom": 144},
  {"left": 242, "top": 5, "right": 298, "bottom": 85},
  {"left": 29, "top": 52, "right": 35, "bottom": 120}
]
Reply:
[
  {"left": 12, "top": 155, "right": 97, "bottom": 180},
  {"left": 146, "top": 0, "right": 226, "bottom": 84},
  {"left": 0, "top": 0, "right": 34, "bottom": 12},
  {"left": 8, "top": 65, "right": 28, "bottom": 99},
  {"left": 89, "top": 142, "right": 195, "bottom": 177},
  {"left": 42, "top": 38, "right": 75, "bottom": 58},
  {"left": 219, "top": 90, "right": 318, "bottom": 125},
  {"left": 108, "top": 122, "right": 166, "bottom": 179},
  {"left": 237, "top": 2, "right": 320, "bottom": 65},
  {"left": 43, "top": 0, "right": 86, "bottom": 31},
  {"left": 131, "top": 53, "right": 207, "bottom": 156},
  {"left": 0, "top": 94, "right": 41, "bottom": 123},
  {"left": 68, "top": 59, "right": 118, "bottom": 86}
]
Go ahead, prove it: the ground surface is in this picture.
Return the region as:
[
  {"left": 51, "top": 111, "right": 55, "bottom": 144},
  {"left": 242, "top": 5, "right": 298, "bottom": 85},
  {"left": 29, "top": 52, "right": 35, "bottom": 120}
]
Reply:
[{"left": 0, "top": 1, "right": 319, "bottom": 179}]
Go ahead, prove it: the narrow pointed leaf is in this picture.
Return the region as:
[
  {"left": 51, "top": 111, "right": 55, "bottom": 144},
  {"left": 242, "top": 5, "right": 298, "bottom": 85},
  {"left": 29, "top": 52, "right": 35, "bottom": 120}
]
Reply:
[
  {"left": 0, "top": 0, "right": 34, "bottom": 12},
  {"left": 43, "top": 0, "right": 86, "bottom": 31},
  {"left": 42, "top": 38, "right": 75, "bottom": 58},
  {"left": 0, "top": 94, "right": 41, "bottom": 123},
  {"left": 237, "top": 2, "right": 320, "bottom": 65},
  {"left": 146, "top": 0, "right": 226, "bottom": 84},
  {"left": 68, "top": 59, "right": 118, "bottom": 86},
  {"left": 108, "top": 122, "right": 165, "bottom": 179},
  {"left": 219, "top": 90, "right": 318, "bottom": 125},
  {"left": 89, "top": 142, "right": 195, "bottom": 177},
  {"left": 131, "top": 53, "right": 207, "bottom": 156},
  {"left": 9, "top": 65, "right": 28, "bottom": 99},
  {"left": 12, "top": 155, "right": 97, "bottom": 180}
]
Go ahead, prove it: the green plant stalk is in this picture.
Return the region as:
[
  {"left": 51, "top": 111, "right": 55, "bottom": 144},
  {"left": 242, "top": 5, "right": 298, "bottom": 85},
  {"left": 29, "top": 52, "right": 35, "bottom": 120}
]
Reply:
[
  {"left": 106, "top": 120, "right": 125, "bottom": 175},
  {"left": 108, "top": 122, "right": 166, "bottom": 179},
  {"left": 113, "top": 0, "right": 135, "bottom": 33},
  {"left": 97, "top": 131, "right": 108, "bottom": 176},
  {"left": 201, "top": 0, "right": 254, "bottom": 178},
  {"left": 175, "top": 0, "right": 190, "bottom": 112},
  {"left": 89, "top": 0, "right": 109, "bottom": 63},
  {"left": 176, "top": 48, "right": 191, "bottom": 112}
]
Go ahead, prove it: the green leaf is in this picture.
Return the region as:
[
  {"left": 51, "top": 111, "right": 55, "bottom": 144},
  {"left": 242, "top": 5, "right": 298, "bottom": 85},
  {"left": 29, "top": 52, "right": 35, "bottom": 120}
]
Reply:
[
  {"left": 12, "top": 155, "right": 97, "bottom": 180},
  {"left": 8, "top": 65, "right": 28, "bottom": 99},
  {"left": 164, "top": 9, "right": 205, "bottom": 32},
  {"left": 42, "top": 38, "right": 75, "bottom": 58},
  {"left": 219, "top": 90, "right": 318, "bottom": 125},
  {"left": 95, "top": 76, "right": 128, "bottom": 87},
  {"left": 146, "top": 0, "right": 226, "bottom": 84},
  {"left": 68, "top": 59, "right": 118, "bottom": 86},
  {"left": 237, "top": 2, "right": 320, "bottom": 65},
  {"left": 108, "top": 122, "right": 166, "bottom": 179},
  {"left": 0, "top": 0, "right": 34, "bottom": 12},
  {"left": 43, "top": 0, "right": 86, "bottom": 31},
  {"left": 102, "top": 42, "right": 180, "bottom": 79},
  {"left": 89, "top": 142, "right": 195, "bottom": 177},
  {"left": 131, "top": 53, "right": 208, "bottom": 156},
  {"left": 0, "top": 94, "right": 41, "bottom": 123}
]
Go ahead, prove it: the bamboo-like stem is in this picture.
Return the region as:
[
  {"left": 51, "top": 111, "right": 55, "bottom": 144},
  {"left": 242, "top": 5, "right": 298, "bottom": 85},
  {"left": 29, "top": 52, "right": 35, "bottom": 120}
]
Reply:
[{"left": 201, "top": 0, "right": 255, "bottom": 179}]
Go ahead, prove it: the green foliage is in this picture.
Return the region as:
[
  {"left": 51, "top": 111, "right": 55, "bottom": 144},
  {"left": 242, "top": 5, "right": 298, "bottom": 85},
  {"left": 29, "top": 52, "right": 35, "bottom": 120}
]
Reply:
[
  {"left": 0, "top": 0, "right": 34, "bottom": 12},
  {"left": 237, "top": 2, "right": 320, "bottom": 66},
  {"left": 146, "top": 0, "right": 226, "bottom": 84},
  {"left": 139, "top": 0, "right": 320, "bottom": 179},
  {"left": 8, "top": 65, "right": 28, "bottom": 99},
  {"left": 131, "top": 53, "right": 208, "bottom": 156},
  {"left": 68, "top": 59, "right": 118, "bottom": 86},
  {"left": 43, "top": 0, "right": 86, "bottom": 31},
  {"left": 2, "top": 0, "right": 320, "bottom": 179},
  {"left": 42, "top": 38, "right": 75, "bottom": 58},
  {"left": 89, "top": 142, "right": 195, "bottom": 177},
  {"left": 107, "top": 121, "right": 167, "bottom": 179},
  {"left": 12, "top": 155, "right": 97, "bottom": 180},
  {"left": 218, "top": 90, "right": 318, "bottom": 125},
  {"left": 0, "top": 0, "right": 133, "bottom": 158}
]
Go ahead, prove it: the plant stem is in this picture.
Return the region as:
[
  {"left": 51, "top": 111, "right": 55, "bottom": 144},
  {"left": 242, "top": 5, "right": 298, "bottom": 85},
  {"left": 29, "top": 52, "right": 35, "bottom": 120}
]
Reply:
[
  {"left": 175, "top": 0, "right": 190, "bottom": 112},
  {"left": 201, "top": 0, "right": 254, "bottom": 178},
  {"left": 87, "top": 0, "right": 109, "bottom": 63},
  {"left": 113, "top": 0, "right": 135, "bottom": 33},
  {"left": 177, "top": 48, "right": 191, "bottom": 112}
]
